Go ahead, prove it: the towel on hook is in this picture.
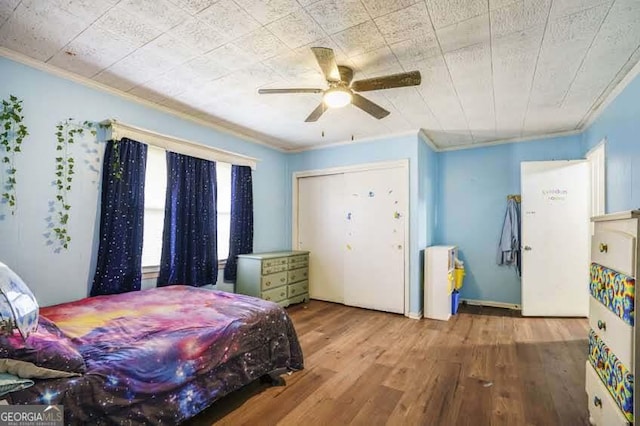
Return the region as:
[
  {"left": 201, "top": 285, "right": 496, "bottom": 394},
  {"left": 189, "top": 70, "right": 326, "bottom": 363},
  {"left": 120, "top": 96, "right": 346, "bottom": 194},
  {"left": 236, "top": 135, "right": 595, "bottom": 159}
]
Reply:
[{"left": 497, "top": 198, "right": 521, "bottom": 276}]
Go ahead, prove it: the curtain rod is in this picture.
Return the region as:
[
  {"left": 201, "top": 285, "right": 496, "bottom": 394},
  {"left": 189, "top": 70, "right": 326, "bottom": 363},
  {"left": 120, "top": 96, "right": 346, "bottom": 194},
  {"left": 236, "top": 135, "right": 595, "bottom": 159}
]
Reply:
[{"left": 101, "top": 119, "right": 259, "bottom": 170}]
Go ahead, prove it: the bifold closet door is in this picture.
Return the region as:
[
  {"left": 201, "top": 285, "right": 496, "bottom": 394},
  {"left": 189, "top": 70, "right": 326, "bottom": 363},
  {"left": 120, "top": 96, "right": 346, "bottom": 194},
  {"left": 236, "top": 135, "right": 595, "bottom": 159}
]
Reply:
[
  {"left": 343, "top": 167, "right": 406, "bottom": 314},
  {"left": 297, "top": 174, "right": 345, "bottom": 304}
]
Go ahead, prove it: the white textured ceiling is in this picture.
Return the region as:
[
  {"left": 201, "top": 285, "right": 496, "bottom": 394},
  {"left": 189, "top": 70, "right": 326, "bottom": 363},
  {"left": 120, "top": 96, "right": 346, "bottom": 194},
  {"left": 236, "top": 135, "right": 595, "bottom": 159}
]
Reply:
[{"left": 1, "top": 0, "right": 640, "bottom": 150}]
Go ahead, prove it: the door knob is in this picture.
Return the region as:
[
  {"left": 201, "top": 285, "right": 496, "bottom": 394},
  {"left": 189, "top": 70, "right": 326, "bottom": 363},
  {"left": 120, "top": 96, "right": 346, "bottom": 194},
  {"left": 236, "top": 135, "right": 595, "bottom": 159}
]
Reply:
[
  {"left": 524, "top": 246, "right": 532, "bottom": 251},
  {"left": 593, "top": 396, "right": 602, "bottom": 408}
]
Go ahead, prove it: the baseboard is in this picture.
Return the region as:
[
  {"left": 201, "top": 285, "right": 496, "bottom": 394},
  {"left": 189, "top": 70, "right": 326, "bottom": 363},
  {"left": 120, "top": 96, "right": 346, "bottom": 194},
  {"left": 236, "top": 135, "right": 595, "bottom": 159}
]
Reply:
[
  {"left": 407, "top": 310, "right": 423, "bottom": 320},
  {"left": 461, "top": 298, "right": 521, "bottom": 310}
]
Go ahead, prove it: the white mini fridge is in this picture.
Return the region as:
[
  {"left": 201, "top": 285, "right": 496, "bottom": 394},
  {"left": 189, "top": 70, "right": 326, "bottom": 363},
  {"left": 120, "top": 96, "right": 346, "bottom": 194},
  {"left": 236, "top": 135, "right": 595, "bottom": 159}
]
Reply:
[{"left": 424, "top": 245, "right": 457, "bottom": 321}]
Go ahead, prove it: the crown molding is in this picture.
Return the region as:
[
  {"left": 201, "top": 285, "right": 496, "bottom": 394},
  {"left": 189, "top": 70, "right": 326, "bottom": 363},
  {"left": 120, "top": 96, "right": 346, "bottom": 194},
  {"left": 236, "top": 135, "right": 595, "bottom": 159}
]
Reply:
[
  {"left": 436, "top": 129, "right": 582, "bottom": 152},
  {"left": 0, "top": 47, "right": 289, "bottom": 152},
  {"left": 417, "top": 129, "right": 440, "bottom": 151},
  {"left": 285, "top": 129, "right": 420, "bottom": 153},
  {"left": 579, "top": 47, "right": 640, "bottom": 130}
]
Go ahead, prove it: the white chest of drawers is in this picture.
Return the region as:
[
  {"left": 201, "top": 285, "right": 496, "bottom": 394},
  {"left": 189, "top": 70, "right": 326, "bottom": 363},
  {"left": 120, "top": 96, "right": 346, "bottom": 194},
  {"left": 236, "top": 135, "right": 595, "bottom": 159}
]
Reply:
[
  {"left": 235, "top": 251, "right": 310, "bottom": 307},
  {"left": 587, "top": 211, "right": 640, "bottom": 425}
]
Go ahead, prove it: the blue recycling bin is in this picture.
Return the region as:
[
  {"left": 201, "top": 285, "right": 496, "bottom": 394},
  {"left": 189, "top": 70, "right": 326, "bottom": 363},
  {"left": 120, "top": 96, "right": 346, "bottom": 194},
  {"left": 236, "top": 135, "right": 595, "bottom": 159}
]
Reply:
[{"left": 451, "top": 290, "right": 460, "bottom": 315}]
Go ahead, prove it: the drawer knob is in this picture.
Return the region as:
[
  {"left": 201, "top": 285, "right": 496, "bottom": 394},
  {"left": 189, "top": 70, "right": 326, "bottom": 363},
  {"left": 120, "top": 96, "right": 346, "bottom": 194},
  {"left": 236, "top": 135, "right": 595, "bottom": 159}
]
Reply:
[
  {"left": 291, "top": 289, "right": 296, "bottom": 294},
  {"left": 593, "top": 396, "right": 602, "bottom": 408},
  {"left": 266, "top": 281, "right": 271, "bottom": 287},
  {"left": 597, "top": 320, "right": 606, "bottom": 331},
  {"left": 599, "top": 243, "right": 608, "bottom": 253},
  {"left": 281, "top": 292, "right": 285, "bottom": 297},
  {"left": 280, "top": 277, "right": 286, "bottom": 282}
]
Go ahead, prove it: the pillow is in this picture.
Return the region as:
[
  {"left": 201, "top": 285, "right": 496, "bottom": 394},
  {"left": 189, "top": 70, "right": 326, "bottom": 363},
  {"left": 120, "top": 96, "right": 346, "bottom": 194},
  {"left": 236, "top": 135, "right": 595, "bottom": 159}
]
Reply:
[
  {"left": 0, "top": 372, "right": 33, "bottom": 396},
  {"left": 0, "top": 316, "right": 86, "bottom": 379},
  {"left": 0, "top": 262, "right": 38, "bottom": 339}
]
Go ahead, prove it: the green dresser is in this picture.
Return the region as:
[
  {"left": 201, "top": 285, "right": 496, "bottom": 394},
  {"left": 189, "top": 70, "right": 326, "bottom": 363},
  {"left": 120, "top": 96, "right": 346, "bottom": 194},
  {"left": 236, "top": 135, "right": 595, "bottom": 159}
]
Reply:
[{"left": 236, "top": 251, "right": 309, "bottom": 307}]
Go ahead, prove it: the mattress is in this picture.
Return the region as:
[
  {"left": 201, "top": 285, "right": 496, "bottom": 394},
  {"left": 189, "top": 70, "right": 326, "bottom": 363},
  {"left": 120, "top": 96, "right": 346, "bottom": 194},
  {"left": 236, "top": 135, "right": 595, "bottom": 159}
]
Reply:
[{"left": 6, "top": 286, "right": 303, "bottom": 424}]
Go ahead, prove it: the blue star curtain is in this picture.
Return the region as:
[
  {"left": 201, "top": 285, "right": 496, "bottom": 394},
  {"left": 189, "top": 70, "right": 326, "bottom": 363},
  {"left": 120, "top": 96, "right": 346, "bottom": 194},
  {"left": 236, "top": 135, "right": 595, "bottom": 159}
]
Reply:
[
  {"left": 91, "top": 138, "right": 147, "bottom": 296},
  {"left": 224, "top": 165, "right": 254, "bottom": 282},
  {"left": 158, "top": 152, "right": 218, "bottom": 287}
]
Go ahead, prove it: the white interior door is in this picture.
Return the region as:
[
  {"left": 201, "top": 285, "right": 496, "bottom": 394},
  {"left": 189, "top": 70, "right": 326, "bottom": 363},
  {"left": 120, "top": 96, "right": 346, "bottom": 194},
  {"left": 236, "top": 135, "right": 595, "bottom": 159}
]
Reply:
[
  {"left": 343, "top": 167, "right": 406, "bottom": 314},
  {"left": 521, "top": 160, "right": 590, "bottom": 317},
  {"left": 297, "top": 174, "right": 345, "bottom": 304}
]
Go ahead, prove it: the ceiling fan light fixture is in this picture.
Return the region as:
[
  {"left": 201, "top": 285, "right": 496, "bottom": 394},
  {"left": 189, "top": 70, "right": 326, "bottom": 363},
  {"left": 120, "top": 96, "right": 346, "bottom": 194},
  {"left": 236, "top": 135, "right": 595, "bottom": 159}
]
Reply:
[{"left": 323, "top": 87, "right": 352, "bottom": 108}]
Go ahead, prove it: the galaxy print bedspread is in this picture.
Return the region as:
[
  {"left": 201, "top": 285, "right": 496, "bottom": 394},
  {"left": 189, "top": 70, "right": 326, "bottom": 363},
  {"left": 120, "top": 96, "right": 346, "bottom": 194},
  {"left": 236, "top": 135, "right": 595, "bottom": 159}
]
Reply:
[{"left": 7, "top": 286, "right": 304, "bottom": 424}]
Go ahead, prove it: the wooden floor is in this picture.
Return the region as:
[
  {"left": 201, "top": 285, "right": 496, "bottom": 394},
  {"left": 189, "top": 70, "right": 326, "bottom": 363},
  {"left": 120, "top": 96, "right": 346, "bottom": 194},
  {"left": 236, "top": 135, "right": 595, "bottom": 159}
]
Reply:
[{"left": 186, "top": 301, "right": 590, "bottom": 426}]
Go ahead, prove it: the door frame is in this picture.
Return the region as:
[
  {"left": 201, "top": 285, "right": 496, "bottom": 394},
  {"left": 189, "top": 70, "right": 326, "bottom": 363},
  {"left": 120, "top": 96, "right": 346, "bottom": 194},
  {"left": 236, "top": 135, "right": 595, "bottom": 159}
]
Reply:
[
  {"left": 292, "top": 159, "right": 410, "bottom": 316},
  {"left": 586, "top": 138, "right": 606, "bottom": 220}
]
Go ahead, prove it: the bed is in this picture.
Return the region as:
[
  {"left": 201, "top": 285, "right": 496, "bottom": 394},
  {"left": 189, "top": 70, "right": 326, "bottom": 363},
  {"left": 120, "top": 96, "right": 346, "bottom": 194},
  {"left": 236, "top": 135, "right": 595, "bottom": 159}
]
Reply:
[{"left": 3, "top": 285, "right": 304, "bottom": 424}]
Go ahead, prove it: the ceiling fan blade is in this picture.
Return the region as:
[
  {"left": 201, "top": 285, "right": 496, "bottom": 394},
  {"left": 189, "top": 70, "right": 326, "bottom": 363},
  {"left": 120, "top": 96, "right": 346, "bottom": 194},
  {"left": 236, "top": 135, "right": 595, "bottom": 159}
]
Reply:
[
  {"left": 258, "top": 88, "right": 323, "bottom": 94},
  {"left": 305, "top": 103, "right": 327, "bottom": 122},
  {"left": 338, "top": 66, "right": 354, "bottom": 85},
  {"left": 311, "top": 47, "right": 341, "bottom": 82},
  {"left": 351, "top": 71, "right": 422, "bottom": 92},
  {"left": 351, "top": 94, "right": 390, "bottom": 120}
]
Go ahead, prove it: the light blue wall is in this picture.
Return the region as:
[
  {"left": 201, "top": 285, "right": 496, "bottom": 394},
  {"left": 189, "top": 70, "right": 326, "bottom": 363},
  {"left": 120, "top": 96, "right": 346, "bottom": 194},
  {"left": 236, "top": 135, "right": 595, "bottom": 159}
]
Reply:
[
  {"left": 286, "top": 135, "right": 436, "bottom": 316},
  {"left": 418, "top": 139, "right": 439, "bottom": 249},
  {"left": 581, "top": 73, "right": 640, "bottom": 213},
  {"left": 0, "top": 57, "right": 288, "bottom": 307},
  {"left": 417, "top": 139, "right": 439, "bottom": 307},
  {"left": 436, "top": 135, "right": 583, "bottom": 304}
]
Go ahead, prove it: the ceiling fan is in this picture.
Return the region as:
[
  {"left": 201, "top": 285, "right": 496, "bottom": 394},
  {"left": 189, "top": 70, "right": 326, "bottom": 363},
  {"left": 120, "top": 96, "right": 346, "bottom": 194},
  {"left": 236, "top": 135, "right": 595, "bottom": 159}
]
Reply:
[{"left": 258, "top": 47, "right": 422, "bottom": 122}]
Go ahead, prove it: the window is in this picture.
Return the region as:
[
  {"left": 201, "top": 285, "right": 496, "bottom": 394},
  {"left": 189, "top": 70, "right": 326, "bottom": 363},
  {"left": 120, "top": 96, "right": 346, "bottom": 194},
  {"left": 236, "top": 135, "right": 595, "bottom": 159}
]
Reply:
[
  {"left": 141, "top": 146, "right": 232, "bottom": 269},
  {"left": 216, "top": 162, "right": 231, "bottom": 261},
  {"left": 142, "top": 146, "right": 167, "bottom": 268}
]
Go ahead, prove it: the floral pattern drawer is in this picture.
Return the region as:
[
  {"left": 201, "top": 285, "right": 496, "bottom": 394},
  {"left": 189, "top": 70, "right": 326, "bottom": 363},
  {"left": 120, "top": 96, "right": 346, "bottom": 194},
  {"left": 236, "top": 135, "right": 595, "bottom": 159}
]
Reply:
[{"left": 590, "top": 263, "right": 635, "bottom": 326}]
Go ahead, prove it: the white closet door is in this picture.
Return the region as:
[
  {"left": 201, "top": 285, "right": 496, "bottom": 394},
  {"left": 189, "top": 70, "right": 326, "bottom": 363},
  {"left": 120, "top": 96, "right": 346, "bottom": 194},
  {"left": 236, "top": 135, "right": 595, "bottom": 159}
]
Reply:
[
  {"left": 297, "top": 174, "right": 345, "bottom": 304},
  {"left": 343, "top": 167, "right": 406, "bottom": 314}
]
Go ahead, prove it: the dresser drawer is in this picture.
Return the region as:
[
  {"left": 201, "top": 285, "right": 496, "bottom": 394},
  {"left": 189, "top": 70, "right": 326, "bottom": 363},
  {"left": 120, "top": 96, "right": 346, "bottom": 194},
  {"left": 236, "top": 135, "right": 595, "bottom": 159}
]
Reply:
[
  {"left": 288, "top": 280, "right": 309, "bottom": 298},
  {"left": 262, "top": 286, "right": 288, "bottom": 303},
  {"left": 262, "top": 264, "right": 287, "bottom": 275},
  {"left": 589, "top": 296, "right": 634, "bottom": 368},
  {"left": 261, "top": 271, "right": 287, "bottom": 290},
  {"left": 287, "top": 268, "right": 308, "bottom": 284},
  {"left": 262, "top": 257, "right": 289, "bottom": 269},
  {"left": 589, "top": 263, "right": 635, "bottom": 326},
  {"left": 592, "top": 230, "right": 636, "bottom": 277},
  {"left": 287, "top": 293, "right": 308, "bottom": 306},
  {"left": 588, "top": 330, "right": 634, "bottom": 423},
  {"left": 585, "top": 361, "right": 631, "bottom": 426},
  {"left": 288, "top": 255, "right": 308, "bottom": 269}
]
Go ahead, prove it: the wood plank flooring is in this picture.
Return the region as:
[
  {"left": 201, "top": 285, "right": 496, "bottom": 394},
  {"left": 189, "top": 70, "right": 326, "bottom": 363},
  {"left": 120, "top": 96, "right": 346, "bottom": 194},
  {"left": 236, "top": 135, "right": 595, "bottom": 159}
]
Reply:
[{"left": 186, "top": 301, "right": 589, "bottom": 426}]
